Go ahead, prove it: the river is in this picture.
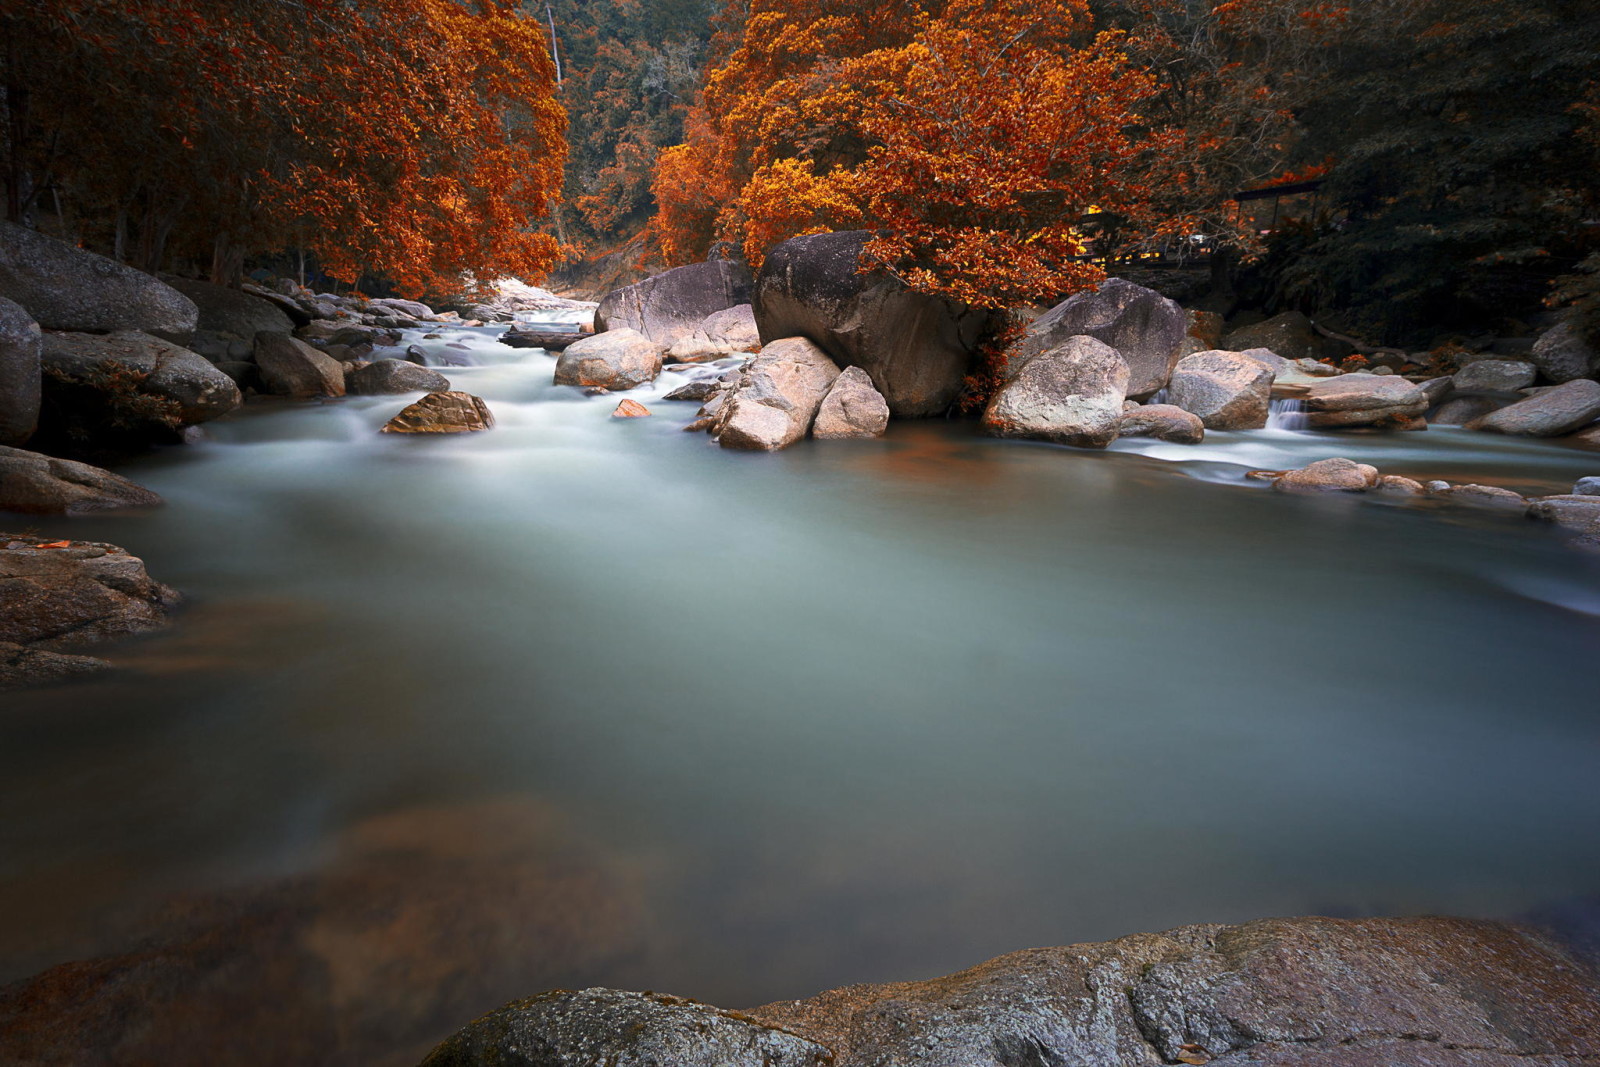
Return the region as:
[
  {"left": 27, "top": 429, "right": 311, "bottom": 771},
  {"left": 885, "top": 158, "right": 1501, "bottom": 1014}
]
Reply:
[{"left": 4, "top": 325, "right": 1599, "bottom": 1064}]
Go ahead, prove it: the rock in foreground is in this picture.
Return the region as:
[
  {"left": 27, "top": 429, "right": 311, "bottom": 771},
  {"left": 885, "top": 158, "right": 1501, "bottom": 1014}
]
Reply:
[
  {"left": 423, "top": 916, "right": 1600, "bottom": 1067},
  {"left": 714, "top": 337, "right": 841, "bottom": 451},
  {"left": 1168, "top": 350, "right": 1274, "bottom": 430},
  {"left": 554, "top": 328, "right": 665, "bottom": 390},
  {"left": 982, "top": 335, "right": 1129, "bottom": 447},
  {"left": 812, "top": 366, "right": 889, "bottom": 440},
  {"left": 0, "top": 446, "right": 163, "bottom": 514},
  {"left": 1014, "top": 277, "right": 1186, "bottom": 399},
  {"left": 380, "top": 392, "right": 494, "bottom": 434}
]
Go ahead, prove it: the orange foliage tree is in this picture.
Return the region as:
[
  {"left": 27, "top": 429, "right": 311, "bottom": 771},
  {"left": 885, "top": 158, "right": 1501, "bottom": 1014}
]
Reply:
[
  {"left": 651, "top": 0, "right": 1181, "bottom": 310},
  {"left": 0, "top": 0, "right": 566, "bottom": 296}
]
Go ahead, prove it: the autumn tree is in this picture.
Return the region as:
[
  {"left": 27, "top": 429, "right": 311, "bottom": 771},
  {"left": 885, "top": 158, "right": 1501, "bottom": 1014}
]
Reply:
[{"left": 0, "top": 0, "right": 567, "bottom": 297}]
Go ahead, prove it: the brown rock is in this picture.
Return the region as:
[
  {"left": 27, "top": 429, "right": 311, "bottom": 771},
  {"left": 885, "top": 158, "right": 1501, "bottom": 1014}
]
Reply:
[
  {"left": 553, "top": 328, "right": 665, "bottom": 390},
  {"left": 612, "top": 399, "right": 651, "bottom": 418},
  {"left": 1434, "top": 483, "right": 1528, "bottom": 508},
  {"left": 715, "top": 338, "right": 841, "bottom": 451},
  {"left": 0, "top": 534, "right": 180, "bottom": 650},
  {"left": 1373, "top": 474, "right": 1426, "bottom": 496},
  {"left": 1117, "top": 403, "right": 1205, "bottom": 444},
  {"left": 379, "top": 392, "right": 494, "bottom": 434},
  {"left": 1272, "top": 457, "right": 1379, "bottom": 493},
  {"left": 1303, "top": 373, "right": 1428, "bottom": 429},
  {"left": 812, "top": 366, "right": 890, "bottom": 439},
  {"left": 0, "top": 639, "right": 113, "bottom": 689},
  {"left": 982, "top": 335, "right": 1129, "bottom": 447},
  {"left": 1168, "top": 350, "right": 1274, "bottom": 430},
  {"left": 253, "top": 331, "right": 346, "bottom": 398}
]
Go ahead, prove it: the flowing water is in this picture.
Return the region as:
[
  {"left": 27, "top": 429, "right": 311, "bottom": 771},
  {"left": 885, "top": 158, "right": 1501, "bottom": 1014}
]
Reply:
[{"left": 4, "top": 326, "right": 1600, "bottom": 1063}]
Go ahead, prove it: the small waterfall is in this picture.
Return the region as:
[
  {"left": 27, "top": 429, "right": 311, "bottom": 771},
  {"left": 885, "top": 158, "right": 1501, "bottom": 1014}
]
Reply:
[
  {"left": 1145, "top": 388, "right": 1170, "bottom": 406},
  {"left": 1267, "top": 397, "right": 1308, "bottom": 430}
]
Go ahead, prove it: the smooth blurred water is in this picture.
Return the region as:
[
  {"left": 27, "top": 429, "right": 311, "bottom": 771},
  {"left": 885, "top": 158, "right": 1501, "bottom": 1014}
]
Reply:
[{"left": 3, "top": 328, "right": 1600, "bottom": 1059}]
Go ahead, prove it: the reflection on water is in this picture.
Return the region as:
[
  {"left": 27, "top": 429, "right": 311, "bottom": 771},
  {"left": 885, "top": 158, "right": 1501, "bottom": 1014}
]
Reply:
[{"left": 3, "top": 328, "right": 1600, "bottom": 1064}]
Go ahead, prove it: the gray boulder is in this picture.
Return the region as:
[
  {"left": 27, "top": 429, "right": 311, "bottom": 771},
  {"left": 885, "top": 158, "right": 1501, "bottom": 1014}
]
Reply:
[
  {"left": 596, "top": 261, "right": 752, "bottom": 346},
  {"left": 380, "top": 391, "right": 494, "bottom": 434},
  {"left": 1528, "top": 494, "right": 1600, "bottom": 529},
  {"left": 667, "top": 304, "right": 761, "bottom": 362},
  {"left": 1468, "top": 379, "right": 1600, "bottom": 436},
  {"left": 40, "top": 330, "right": 241, "bottom": 439},
  {"left": 427, "top": 917, "right": 1600, "bottom": 1067},
  {"left": 346, "top": 359, "right": 450, "bottom": 395},
  {"left": 0, "top": 446, "right": 162, "bottom": 514},
  {"left": 982, "top": 336, "right": 1128, "bottom": 447},
  {"left": 1574, "top": 476, "right": 1600, "bottom": 496},
  {"left": 1272, "top": 457, "right": 1379, "bottom": 493},
  {"left": 420, "top": 989, "right": 830, "bottom": 1067},
  {"left": 0, "top": 296, "right": 41, "bottom": 445},
  {"left": 0, "top": 222, "right": 198, "bottom": 338},
  {"left": 1432, "top": 395, "right": 1503, "bottom": 426},
  {"left": 0, "top": 533, "right": 180, "bottom": 649},
  {"left": 164, "top": 277, "right": 294, "bottom": 339},
  {"left": 1452, "top": 359, "right": 1537, "bottom": 395},
  {"left": 812, "top": 366, "right": 890, "bottom": 439},
  {"left": 1117, "top": 403, "right": 1205, "bottom": 444},
  {"left": 1168, "top": 350, "right": 1274, "bottom": 430},
  {"left": 1302, "top": 374, "right": 1429, "bottom": 429},
  {"left": 714, "top": 337, "right": 841, "bottom": 451},
  {"left": 253, "top": 332, "right": 346, "bottom": 398},
  {"left": 1223, "top": 310, "right": 1320, "bottom": 361},
  {"left": 554, "top": 328, "right": 665, "bottom": 390},
  {"left": 370, "top": 297, "right": 435, "bottom": 320},
  {"left": 1014, "top": 278, "right": 1185, "bottom": 399},
  {"left": 753, "top": 231, "right": 992, "bottom": 417},
  {"left": 1528, "top": 319, "right": 1600, "bottom": 383}
]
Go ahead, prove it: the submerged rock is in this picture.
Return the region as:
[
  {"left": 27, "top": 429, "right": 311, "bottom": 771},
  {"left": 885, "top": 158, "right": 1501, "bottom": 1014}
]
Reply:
[
  {"left": 380, "top": 392, "right": 494, "bottom": 434},
  {"left": 1469, "top": 379, "right": 1600, "bottom": 437},
  {"left": 1434, "top": 483, "right": 1528, "bottom": 508},
  {"left": 424, "top": 917, "right": 1600, "bottom": 1067},
  {"left": 1374, "top": 474, "right": 1426, "bottom": 495},
  {"left": 812, "top": 366, "right": 889, "bottom": 440},
  {"left": 0, "top": 446, "right": 163, "bottom": 514},
  {"left": 596, "top": 261, "right": 752, "bottom": 346},
  {"left": 1272, "top": 457, "right": 1379, "bottom": 493},
  {"left": 982, "top": 335, "right": 1129, "bottom": 448},
  {"left": 1168, "top": 350, "right": 1273, "bottom": 430},
  {"left": 714, "top": 337, "right": 841, "bottom": 451},
  {"left": 0, "top": 640, "right": 113, "bottom": 689},
  {"left": 753, "top": 230, "right": 991, "bottom": 417},
  {"left": 0, "top": 221, "right": 198, "bottom": 338},
  {"left": 1528, "top": 494, "right": 1600, "bottom": 529},
  {"left": 553, "top": 328, "right": 665, "bottom": 390},
  {"left": 1014, "top": 278, "right": 1186, "bottom": 399}
]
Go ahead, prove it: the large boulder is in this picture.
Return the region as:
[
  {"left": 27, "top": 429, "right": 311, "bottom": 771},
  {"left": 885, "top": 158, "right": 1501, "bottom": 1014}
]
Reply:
[
  {"left": 38, "top": 330, "right": 241, "bottom": 452},
  {"left": 553, "top": 328, "right": 665, "bottom": 390},
  {"left": 0, "top": 446, "right": 162, "bottom": 514},
  {"left": 346, "top": 359, "right": 450, "bottom": 395},
  {"left": 253, "top": 331, "right": 346, "bottom": 398},
  {"left": 1168, "top": 350, "right": 1274, "bottom": 430},
  {"left": 0, "top": 533, "right": 179, "bottom": 649},
  {"left": 421, "top": 989, "right": 831, "bottom": 1067},
  {"left": 380, "top": 391, "right": 494, "bottom": 434},
  {"left": 982, "top": 335, "right": 1129, "bottom": 447},
  {"left": 1222, "top": 309, "right": 1321, "bottom": 361},
  {"left": 0, "top": 296, "right": 41, "bottom": 445},
  {"left": 427, "top": 917, "right": 1600, "bottom": 1067},
  {"left": 1302, "top": 373, "right": 1429, "bottom": 429},
  {"left": 1528, "top": 319, "right": 1600, "bottom": 383},
  {"left": 812, "top": 366, "right": 890, "bottom": 439},
  {"left": 0, "top": 222, "right": 198, "bottom": 338},
  {"left": 164, "top": 277, "right": 294, "bottom": 339},
  {"left": 666, "top": 304, "right": 761, "bottom": 362},
  {"left": 753, "top": 230, "right": 993, "bottom": 417},
  {"left": 714, "top": 337, "right": 841, "bottom": 451},
  {"left": 1014, "top": 278, "right": 1186, "bottom": 399},
  {"left": 596, "top": 261, "right": 752, "bottom": 346},
  {"left": 1468, "top": 379, "right": 1600, "bottom": 436},
  {"left": 1117, "top": 403, "right": 1205, "bottom": 444},
  {"left": 1452, "top": 358, "right": 1537, "bottom": 395}
]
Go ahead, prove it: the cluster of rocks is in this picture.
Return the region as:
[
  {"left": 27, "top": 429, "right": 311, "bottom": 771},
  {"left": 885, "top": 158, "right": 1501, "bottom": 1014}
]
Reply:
[
  {"left": 420, "top": 915, "right": 1600, "bottom": 1067},
  {"left": 0, "top": 533, "right": 180, "bottom": 689},
  {"left": 1263, "top": 458, "right": 1600, "bottom": 546}
]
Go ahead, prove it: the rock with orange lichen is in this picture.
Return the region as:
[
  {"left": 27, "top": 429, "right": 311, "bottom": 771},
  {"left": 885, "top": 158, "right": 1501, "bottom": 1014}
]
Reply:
[{"left": 379, "top": 392, "right": 494, "bottom": 434}]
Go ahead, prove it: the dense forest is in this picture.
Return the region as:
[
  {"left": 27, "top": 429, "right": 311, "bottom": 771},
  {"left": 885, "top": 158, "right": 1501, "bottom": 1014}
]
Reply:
[{"left": 2, "top": 0, "right": 1598, "bottom": 341}]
